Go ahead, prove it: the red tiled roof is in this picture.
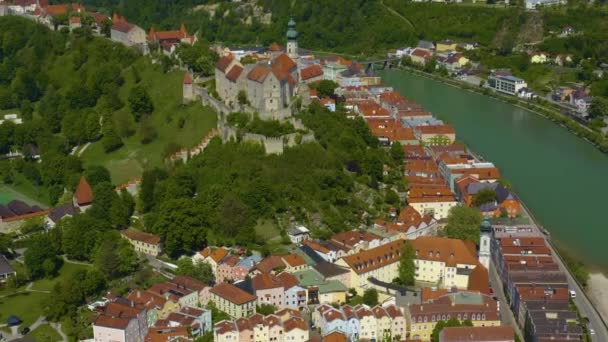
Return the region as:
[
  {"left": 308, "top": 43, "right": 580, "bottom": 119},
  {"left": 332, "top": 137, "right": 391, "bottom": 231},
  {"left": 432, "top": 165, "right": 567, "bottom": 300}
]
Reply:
[
  {"left": 247, "top": 65, "right": 272, "bottom": 83},
  {"left": 214, "top": 320, "right": 237, "bottom": 335},
  {"left": 199, "top": 247, "right": 229, "bottom": 263},
  {"left": 255, "top": 256, "right": 285, "bottom": 273},
  {"left": 226, "top": 65, "right": 243, "bottom": 82},
  {"left": 122, "top": 228, "right": 161, "bottom": 245},
  {"left": 411, "top": 48, "right": 432, "bottom": 59},
  {"left": 145, "top": 326, "right": 189, "bottom": 342},
  {"left": 170, "top": 275, "right": 207, "bottom": 291},
  {"left": 300, "top": 64, "right": 323, "bottom": 80},
  {"left": 269, "top": 42, "right": 282, "bottom": 52},
  {"left": 412, "top": 236, "right": 478, "bottom": 267},
  {"left": 324, "top": 331, "right": 347, "bottom": 342},
  {"left": 216, "top": 54, "right": 234, "bottom": 73},
  {"left": 341, "top": 240, "right": 405, "bottom": 275},
  {"left": 210, "top": 283, "right": 256, "bottom": 305},
  {"left": 94, "top": 315, "right": 131, "bottom": 329},
  {"left": 282, "top": 254, "right": 306, "bottom": 267},
  {"left": 283, "top": 317, "right": 307, "bottom": 332},
  {"left": 276, "top": 272, "right": 300, "bottom": 290},
  {"left": 440, "top": 326, "right": 514, "bottom": 341},
  {"left": 252, "top": 273, "right": 283, "bottom": 290},
  {"left": 75, "top": 176, "right": 93, "bottom": 205},
  {"left": 467, "top": 263, "right": 490, "bottom": 294},
  {"left": 183, "top": 72, "right": 193, "bottom": 85}
]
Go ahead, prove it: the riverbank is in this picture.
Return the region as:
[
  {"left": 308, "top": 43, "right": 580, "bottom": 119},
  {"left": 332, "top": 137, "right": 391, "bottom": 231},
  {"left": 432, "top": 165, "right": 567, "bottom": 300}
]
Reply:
[
  {"left": 588, "top": 273, "right": 608, "bottom": 322},
  {"left": 393, "top": 66, "right": 608, "bottom": 154}
]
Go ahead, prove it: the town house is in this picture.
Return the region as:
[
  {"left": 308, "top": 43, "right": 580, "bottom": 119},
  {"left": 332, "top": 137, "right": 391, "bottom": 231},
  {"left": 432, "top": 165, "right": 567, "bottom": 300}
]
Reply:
[{"left": 209, "top": 283, "right": 257, "bottom": 319}]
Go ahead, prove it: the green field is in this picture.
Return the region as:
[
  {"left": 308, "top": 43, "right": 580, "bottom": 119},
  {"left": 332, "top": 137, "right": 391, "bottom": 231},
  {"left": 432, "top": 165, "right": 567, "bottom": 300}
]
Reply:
[
  {"left": 0, "top": 261, "right": 91, "bottom": 330},
  {"left": 0, "top": 181, "right": 49, "bottom": 207},
  {"left": 0, "top": 291, "right": 48, "bottom": 328},
  {"left": 30, "top": 262, "right": 92, "bottom": 292},
  {"left": 26, "top": 324, "right": 62, "bottom": 342},
  {"left": 80, "top": 59, "right": 217, "bottom": 184}
]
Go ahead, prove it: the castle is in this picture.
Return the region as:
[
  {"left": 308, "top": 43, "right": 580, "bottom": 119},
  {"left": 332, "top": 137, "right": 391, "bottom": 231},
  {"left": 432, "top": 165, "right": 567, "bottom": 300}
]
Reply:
[{"left": 213, "top": 18, "right": 301, "bottom": 120}]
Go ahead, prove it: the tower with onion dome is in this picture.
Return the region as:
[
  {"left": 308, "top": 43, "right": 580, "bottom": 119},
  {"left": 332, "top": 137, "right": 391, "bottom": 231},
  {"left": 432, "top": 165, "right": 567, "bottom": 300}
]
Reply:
[{"left": 286, "top": 17, "right": 298, "bottom": 59}]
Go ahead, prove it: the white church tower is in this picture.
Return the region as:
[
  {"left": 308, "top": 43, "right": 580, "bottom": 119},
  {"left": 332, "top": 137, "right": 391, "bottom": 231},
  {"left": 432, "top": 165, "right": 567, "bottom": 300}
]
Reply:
[
  {"left": 479, "top": 219, "right": 492, "bottom": 270},
  {"left": 286, "top": 18, "right": 298, "bottom": 59}
]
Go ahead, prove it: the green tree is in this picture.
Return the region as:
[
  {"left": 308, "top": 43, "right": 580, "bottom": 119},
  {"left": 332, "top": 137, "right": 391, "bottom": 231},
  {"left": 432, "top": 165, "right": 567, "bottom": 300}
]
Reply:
[
  {"left": 237, "top": 90, "right": 249, "bottom": 106},
  {"left": 150, "top": 198, "right": 206, "bottom": 257},
  {"left": 314, "top": 80, "right": 339, "bottom": 98},
  {"left": 589, "top": 97, "right": 608, "bottom": 119},
  {"left": 472, "top": 188, "right": 497, "bottom": 207},
  {"left": 101, "top": 127, "right": 123, "bottom": 152},
  {"left": 444, "top": 206, "right": 483, "bottom": 244},
  {"left": 390, "top": 141, "right": 404, "bottom": 166},
  {"left": 398, "top": 240, "right": 416, "bottom": 286},
  {"left": 24, "top": 233, "right": 63, "bottom": 279},
  {"left": 84, "top": 165, "right": 111, "bottom": 186},
  {"left": 257, "top": 304, "right": 276, "bottom": 315},
  {"left": 93, "top": 232, "right": 138, "bottom": 279},
  {"left": 176, "top": 258, "right": 215, "bottom": 284},
  {"left": 128, "top": 86, "right": 154, "bottom": 121},
  {"left": 20, "top": 99, "right": 34, "bottom": 121},
  {"left": 362, "top": 288, "right": 378, "bottom": 306}
]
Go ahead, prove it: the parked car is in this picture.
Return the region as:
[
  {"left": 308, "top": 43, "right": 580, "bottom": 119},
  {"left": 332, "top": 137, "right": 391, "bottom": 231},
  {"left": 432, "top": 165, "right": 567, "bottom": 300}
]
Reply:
[
  {"left": 589, "top": 328, "right": 595, "bottom": 335},
  {"left": 569, "top": 290, "right": 576, "bottom": 298}
]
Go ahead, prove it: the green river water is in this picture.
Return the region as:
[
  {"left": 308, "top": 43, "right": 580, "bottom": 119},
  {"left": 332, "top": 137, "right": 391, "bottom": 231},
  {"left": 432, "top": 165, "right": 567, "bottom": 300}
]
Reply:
[{"left": 381, "top": 70, "right": 608, "bottom": 271}]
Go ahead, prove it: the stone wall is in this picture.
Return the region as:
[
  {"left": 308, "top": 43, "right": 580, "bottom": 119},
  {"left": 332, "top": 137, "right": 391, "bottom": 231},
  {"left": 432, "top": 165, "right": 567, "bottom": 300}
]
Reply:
[{"left": 241, "top": 131, "right": 315, "bottom": 155}]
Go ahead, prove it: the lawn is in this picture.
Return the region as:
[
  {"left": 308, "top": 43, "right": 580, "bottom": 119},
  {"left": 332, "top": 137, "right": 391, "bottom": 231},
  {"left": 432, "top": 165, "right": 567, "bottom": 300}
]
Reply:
[
  {"left": 0, "top": 291, "right": 48, "bottom": 328},
  {"left": 0, "top": 174, "right": 51, "bottom": 207},
  {"left": 80, "top": 59, "right": 218, "bottom": 184},
  {"left": 254, "top": 219, "right": 281, "bottom": 241},
  {"left": 30, "top": 262, "right": 92, "bottom": 292},
  {"left": 26, "top": 324, "right": 62, "bottom": 342}
]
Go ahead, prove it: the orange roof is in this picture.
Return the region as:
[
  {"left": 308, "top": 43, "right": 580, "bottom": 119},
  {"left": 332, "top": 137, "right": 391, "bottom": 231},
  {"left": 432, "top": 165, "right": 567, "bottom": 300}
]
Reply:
[
  {"left": 379, "top": 91, "right": 406, "bottom": 105},
  {"left": 216, "top": 54, "right": 234, "bottom": 73},
  {"left": 211, "top": 283, "right": 256, "bottom": 305},
  {"left": 145, "top": 326, "right": 189, "bottom": 342},
  {"left": 421, "top": 287, "right": 451, "bottom": 302},
  {"left": 417, "top": 125, "right": 456, "bottom": 135},
  {"left": 300, "top": 64, "right": 323, "bottom": 80},
  {"left": 283, "top": 317, "right": 307, "bottom": 332},
  {"left": 366, "top": 118, "right": 416, "bottom": 142},
  {"left": 45, "top": 3, "right": 83, "bottom": 17},
  {"left": 324, "top": 331, "right": 347, "bottom": 342},
  {"left": 252, "top": 273, "right": 282, "bottom": 290},
  {"left": 358, "top": 102, "right": 391, "bottom": 117},
  {"left": 170, "top": 275, "right": 208, "bottom": 291},
  {"left": 276, "top": 272, "right": 300, "bottom": 290},
  {"left": 411, "top": 48, "right": 432, "bottom": 59},
  {"left": 94, "top": 315, "right": 131, "bottom": 329},
  {"left": 281, "top": 254, "right": 306, "bottom": 267},
  {"left": 200, "top": 247, "right": 229, "bottom": 263},
  {"left": 271, "top": 53, "right": 297, "bottom": 82},
  {"left": 467, "top": 263, "right": 490, "bottom": 294},
  {"left": 412, "top": 236, "right": 478, "bottom": 267},
  {"left": 182, "top": 72, "right": 193, "bottom": 85},
  {"left": 406, "top": 159, "right": 440, "bottom": 175},
  {"left": 247, "top": 65, "right": 272, "bottom": 83},
  {"left": 226, "top": 65, "right": 244, "bottom": 82},
  {"left": 214, "top": 320, "right": 237, "bottom": 335},
  {"left": 255, "top": 255, "right": 285, "bottom": 273},
  {"left": 408, "top": 185, "right": 456, "bottom": 203},
  {"left": 451, "top": 167, "right": 501, "bottom": 181},
  {"left": 341, "top": 240, "right": 405, "bottom": 275},
  {"left": 330, "top": 230, "right": 381, "bottom": 248},
  {"left": 75, "top": 176, "right": 93, "bottom": 205},
  {"left": 440, "top": 326, "right": 514, "bottom": 341},
  {"left": 121, "top": 228, "right": 161, "bottom": 245},
  {"left": 302, "top": 240, "right": 330, "bottom": 254}
]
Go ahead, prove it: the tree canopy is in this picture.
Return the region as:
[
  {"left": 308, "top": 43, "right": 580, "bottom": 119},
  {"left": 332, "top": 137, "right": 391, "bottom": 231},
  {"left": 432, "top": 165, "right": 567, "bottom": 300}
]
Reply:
[{"left": 444, "top": 206, "right": 483, "bottom": 244}]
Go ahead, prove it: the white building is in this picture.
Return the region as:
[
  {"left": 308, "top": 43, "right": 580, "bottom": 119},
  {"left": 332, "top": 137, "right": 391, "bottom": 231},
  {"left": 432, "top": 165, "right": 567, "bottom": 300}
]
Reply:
[
  {"left": 288, "top": 225, "right": 310, "bottom": 244},
  {"left": 488, "top": 74, "right": 528, "bottom": 96}
]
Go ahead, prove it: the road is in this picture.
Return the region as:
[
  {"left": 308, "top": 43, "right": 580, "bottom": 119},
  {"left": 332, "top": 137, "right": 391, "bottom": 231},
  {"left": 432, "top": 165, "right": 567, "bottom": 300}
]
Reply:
[
  {"left": 519, "top": 205, "right": 608, "bottom": 342},
  {"left": 489, "top": 262, "right": 524, "bottom": 341}
]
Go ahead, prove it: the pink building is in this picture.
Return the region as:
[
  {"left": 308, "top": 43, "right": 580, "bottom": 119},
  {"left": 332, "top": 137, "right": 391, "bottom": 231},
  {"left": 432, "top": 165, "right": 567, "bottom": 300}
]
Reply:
[
  {"left": 216, "top": 255, "right": 240, "bottom": 283},
  {"left": 93, "top": 300, "right": 148, "bottom": 342},
  {"left": 236, "top": 318, "right": 253, "bottom": 342},
  {"left": 252, "top": 273, "right": 285, "bottom": 308}
]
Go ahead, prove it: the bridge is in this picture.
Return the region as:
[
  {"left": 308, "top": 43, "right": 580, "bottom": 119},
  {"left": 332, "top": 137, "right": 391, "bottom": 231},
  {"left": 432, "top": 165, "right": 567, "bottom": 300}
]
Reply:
[{"left": 360, "top": 57, "right": 402, "bottom": 73}]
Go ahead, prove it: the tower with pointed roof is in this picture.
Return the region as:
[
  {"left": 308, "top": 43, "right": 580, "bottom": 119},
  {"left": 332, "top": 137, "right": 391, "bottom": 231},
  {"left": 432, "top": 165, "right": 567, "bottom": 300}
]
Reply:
[
  {"left": 182, "top": 72, "right": 194, "bottom": 103},
  {"left": 479, "top": 219, "right": 492, "bottom": 270},
  {"left": 286, "top": 18, "right": 298, "bottom": 59}
]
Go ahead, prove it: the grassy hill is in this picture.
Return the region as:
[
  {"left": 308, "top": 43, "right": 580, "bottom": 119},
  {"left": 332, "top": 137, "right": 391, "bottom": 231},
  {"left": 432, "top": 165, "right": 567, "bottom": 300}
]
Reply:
[{"left": 80, "top": 59, "right": 217, "bottom": 184}]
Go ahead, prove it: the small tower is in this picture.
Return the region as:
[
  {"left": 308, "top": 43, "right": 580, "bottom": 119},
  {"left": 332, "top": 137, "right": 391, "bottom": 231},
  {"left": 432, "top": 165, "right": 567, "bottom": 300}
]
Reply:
[
  {"left": 479, "top": 219, "right": 492, "bottom": 270},
  {"left": 286, "top": 17, "right": 298, "bottom": 59},
  {"left": 182, "top": 72, "right": 194, "bottom": 104}
]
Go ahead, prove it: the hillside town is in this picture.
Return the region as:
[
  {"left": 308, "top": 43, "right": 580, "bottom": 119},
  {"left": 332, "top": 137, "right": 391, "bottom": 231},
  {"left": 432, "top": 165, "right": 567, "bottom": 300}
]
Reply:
[{"left": 0, "top": 1, "right": 603, "bottom": 342}]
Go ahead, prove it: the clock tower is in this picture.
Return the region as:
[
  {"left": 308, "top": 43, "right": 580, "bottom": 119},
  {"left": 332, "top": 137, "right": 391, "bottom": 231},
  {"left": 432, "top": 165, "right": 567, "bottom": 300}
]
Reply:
[
  {"left": 479, "top": 219, "right": 492, "bottom": 270},
  {"left": 286, "top": 18, "right": 298, "bottom": 59}
]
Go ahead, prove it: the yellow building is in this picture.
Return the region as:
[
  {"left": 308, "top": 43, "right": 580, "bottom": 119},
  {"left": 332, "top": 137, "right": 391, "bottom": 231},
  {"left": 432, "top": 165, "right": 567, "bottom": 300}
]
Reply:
[
  {"left": 436, "top": 40, "right": 457, "bottom": 52},
  {"left": 338, "top": 237, "right": 480, "bottom": 292},
  {"left": 121, "top": 228, "right": 162, "bottom": 256},
  {"left": 281, "top": 254, "right": 309, "bottom": 273},
  {"left": 407, "top": 292, "right": 500, "bottom": 341},
  {"left": 209, "top": 283, "right": 256, "bottom": 319}
]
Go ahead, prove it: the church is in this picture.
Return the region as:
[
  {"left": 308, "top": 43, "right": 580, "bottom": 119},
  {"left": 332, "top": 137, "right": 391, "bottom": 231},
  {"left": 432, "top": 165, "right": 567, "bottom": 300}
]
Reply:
[{"left": 214, "top": 19, "right": 300, "bottom": 120}]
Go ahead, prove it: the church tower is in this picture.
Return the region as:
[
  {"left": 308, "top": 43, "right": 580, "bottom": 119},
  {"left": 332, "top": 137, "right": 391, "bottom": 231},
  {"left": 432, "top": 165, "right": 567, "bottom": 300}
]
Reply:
[
  {"left": 286, "top": 18, "right": 298, "bottom": 59},
  {"left": 479, "top": 219, "right": 492, "bottom": 270}
]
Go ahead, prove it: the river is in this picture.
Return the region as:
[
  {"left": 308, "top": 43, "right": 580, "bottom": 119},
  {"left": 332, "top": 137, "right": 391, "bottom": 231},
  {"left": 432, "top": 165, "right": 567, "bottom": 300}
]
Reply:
[{"left": 381, "top": 70, "right": 608, "bottom": 271}]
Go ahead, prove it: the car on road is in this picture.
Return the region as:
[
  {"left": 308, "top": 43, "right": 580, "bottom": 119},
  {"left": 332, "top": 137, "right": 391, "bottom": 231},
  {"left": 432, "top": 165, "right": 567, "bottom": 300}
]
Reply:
[
  {"left": 589, "top": 328, "right": 595, "bottom": 335},
  {"left": 20, "top": 327, "right": 30, "bottom": 335},
  {"left": 569, "top": 290, "right": 576, "bottom": 298}
]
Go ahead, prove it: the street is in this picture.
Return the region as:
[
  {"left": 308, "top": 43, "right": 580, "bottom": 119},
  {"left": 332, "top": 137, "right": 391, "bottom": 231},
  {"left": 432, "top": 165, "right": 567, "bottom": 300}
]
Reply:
[{"left": 489, "top": 262, "right": 524, "bottom": 341}]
